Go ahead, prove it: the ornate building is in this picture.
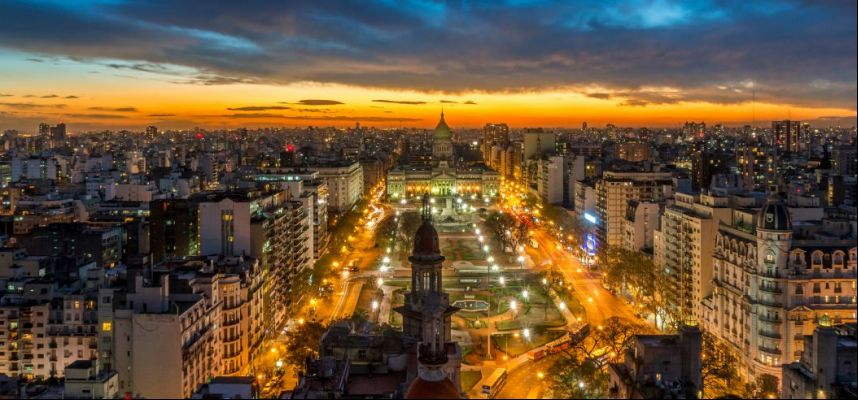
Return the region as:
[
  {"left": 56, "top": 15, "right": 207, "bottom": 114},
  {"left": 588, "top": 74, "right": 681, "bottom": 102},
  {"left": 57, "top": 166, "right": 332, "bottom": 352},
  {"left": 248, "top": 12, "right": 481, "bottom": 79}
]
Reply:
[
  {"left": 398, "top": 196, "right": 462, "bottom": 398},
  {"left": 702, "top": 192, "right": 857, "bottom": 389},
  {"left": 387, "top": 112, "right": 499, "bottom": 199},
  {"left": 293, "top": 195, "right": 463, "bottom": 398}
]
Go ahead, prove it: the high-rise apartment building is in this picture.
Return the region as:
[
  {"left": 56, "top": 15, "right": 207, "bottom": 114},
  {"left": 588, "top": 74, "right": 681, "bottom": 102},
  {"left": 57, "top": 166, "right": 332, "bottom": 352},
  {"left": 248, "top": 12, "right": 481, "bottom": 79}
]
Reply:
[
  {"left": 772, "top": 120, "right": 804, "bottom": 155},
  {"left": 596, "top": 170, "right": 673, "bottom": 247},
  {"left": 482, "top": 123, "right": 509, "bottom": 163},
  {"left": 523, "top": 129, "right": 556, "bottom": 160},
  {"left": 309, "top": 161, "right": 363, "bottom": 213},
  {"left": 654, "top": 192, "right": 732, "bottom": 324}
]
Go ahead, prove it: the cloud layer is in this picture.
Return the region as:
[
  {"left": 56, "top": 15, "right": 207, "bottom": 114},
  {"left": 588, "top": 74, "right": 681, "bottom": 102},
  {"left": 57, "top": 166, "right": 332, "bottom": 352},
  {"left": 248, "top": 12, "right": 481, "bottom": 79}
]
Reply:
[{"left": 0, "top": 0, "right": 854, "bottom": 110}]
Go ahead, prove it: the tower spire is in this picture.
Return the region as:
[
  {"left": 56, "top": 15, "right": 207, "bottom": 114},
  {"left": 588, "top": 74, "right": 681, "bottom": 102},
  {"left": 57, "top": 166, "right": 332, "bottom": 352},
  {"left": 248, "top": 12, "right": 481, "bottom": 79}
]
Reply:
[{"left": 421, "top": 193, "right": 432, "bottom": 222}]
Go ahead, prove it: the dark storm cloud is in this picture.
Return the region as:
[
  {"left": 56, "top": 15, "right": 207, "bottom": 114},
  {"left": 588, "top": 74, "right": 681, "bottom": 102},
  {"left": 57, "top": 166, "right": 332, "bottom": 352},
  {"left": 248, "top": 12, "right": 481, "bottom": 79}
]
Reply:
[
  {"left": 296, "top": 99, "right": 344, "bottom": 105},
  {"left": 464, "top": 101, "right": 477, "bottom": 105},
  {"left": 0, "top": 94, "right": 11, "bottom": 97},
  {"left": 0, "top": 1, "right": 854, "bottom": 109},
  {"left": 227, "top": 106, "right": 291, "bottom": 111},
  {"left": 64, "top": 95, "right": 79, "bottom": 99},
  {"left": 372, "top": 99, "right": 427, "bottom": 105},
  {"left": 89, "top": 106, "right": 138, "bottom": 112},
  {"left": 440, "top": 100, "right": 457, "bottom": 104},
  {"left": 40, "top": 94, "right": 58, "bottom": 98}
]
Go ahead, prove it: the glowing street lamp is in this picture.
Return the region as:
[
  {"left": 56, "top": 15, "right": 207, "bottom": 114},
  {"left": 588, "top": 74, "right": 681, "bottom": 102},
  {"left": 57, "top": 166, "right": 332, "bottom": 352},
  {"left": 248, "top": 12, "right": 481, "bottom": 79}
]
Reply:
[
  {"left": 558, "top": 301, "right": 566, "bottom": 311},
  {"left": 522, "top": 328, "right": 531, "bottom": 340},
  {"left": 371, "top": 300, "right": 379, "bottom": 311},
  {"left": 510, "top": 300, "right": 517, "bottom": 311},
  {"left": 499, "top": 276, "right": 506, "bottom": 286},
  {"left": 522, "top": 289, "right": 529, "bottom": 300}
]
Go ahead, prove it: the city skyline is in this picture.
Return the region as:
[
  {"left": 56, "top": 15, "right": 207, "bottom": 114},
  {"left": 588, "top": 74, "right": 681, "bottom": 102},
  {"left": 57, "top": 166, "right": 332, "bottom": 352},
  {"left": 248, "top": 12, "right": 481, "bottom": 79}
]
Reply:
[{"left": 1, "top": 0, "right": 856, "bottom": 131}]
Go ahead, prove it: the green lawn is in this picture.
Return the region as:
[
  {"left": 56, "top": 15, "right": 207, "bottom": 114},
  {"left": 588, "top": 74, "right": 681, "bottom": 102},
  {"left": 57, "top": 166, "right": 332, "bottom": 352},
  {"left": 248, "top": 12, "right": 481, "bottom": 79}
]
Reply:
[
  {"left": 461, "top": 371, "right": 482, "bottom": 392},
  {"left": 355, "top": 283, "right": 381, "bottom": 314}
]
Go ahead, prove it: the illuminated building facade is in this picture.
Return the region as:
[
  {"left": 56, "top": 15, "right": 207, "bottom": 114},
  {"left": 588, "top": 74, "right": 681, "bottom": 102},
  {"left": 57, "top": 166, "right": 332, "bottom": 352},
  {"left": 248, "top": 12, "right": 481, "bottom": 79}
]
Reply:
[{"left": 386, "top": 112, "right": 499, "bottom": 199}]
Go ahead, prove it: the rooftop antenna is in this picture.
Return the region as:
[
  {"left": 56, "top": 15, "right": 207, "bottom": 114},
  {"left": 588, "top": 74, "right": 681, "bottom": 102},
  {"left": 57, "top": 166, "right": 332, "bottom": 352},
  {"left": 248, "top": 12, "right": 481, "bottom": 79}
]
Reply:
[{"left": 751, "top": 81, "right": 756, "bottom": 129}]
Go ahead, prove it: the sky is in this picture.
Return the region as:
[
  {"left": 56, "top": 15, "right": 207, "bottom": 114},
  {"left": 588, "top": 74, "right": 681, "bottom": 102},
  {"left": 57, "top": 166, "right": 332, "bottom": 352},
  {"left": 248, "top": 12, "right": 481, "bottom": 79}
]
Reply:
[{"left": 0, "top": 0, "right": 855, "bottom": 131}]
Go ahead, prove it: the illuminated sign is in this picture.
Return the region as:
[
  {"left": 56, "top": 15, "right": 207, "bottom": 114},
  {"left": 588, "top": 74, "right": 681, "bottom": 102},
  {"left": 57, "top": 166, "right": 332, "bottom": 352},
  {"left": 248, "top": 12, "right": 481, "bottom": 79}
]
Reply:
[
  {"left": 585, "top": 233, "right": 597, "bottom": 255},
  {"left": 584, "top": 213, "right": 597, "bottom": 224}
]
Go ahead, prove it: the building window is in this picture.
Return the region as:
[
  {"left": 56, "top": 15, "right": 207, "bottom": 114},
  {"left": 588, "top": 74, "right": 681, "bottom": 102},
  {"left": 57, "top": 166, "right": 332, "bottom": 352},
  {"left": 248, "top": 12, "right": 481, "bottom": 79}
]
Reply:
[{"left": 102, "top": 322, "right": 112, "bottom": 332}]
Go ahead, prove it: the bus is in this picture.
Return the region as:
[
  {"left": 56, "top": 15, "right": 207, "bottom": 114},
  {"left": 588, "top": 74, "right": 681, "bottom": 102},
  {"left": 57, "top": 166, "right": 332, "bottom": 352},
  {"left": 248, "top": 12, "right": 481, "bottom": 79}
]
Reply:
[
  {"left": 528, "top": 349, "right": 547, "bottom": 360},
  {"left": 481, "top": 368, "right": 508, "bottom": 399}
]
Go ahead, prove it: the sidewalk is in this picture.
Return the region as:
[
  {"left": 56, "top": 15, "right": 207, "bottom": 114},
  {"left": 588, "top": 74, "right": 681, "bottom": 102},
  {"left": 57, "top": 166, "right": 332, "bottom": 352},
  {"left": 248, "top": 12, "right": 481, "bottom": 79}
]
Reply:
[{"left": 376, "top": 284, "right": 396, "bottom": 324}]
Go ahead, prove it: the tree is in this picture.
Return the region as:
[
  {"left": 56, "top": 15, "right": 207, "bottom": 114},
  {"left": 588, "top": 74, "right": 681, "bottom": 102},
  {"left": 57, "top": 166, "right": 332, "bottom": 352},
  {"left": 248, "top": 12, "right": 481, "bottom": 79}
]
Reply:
[
  {"left": 573, "top": 316, "right": 643, "bottom": 369},
  {"left": 701, "top": 333, "right": 746, "bottom": 399},
  {"left": 375, "top": 214, "right": 397, "bottom": 243},
  {"left": 592, "top": 316, "right": 643, "bottom": 364},
  {"left": 397, "top": 211, "right": 423, "bottom": 252},
  {"left": 284, "top": 321, "right": 327, "bottom": 368},
  {"left": 549, "top": 349, "right": 609, "bottom": 398}
]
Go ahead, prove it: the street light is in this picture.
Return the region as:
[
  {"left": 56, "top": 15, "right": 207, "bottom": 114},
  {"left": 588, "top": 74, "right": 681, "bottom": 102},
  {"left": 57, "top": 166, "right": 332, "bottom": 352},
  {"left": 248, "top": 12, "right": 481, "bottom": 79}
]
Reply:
[
  {"left": 499, "top": 276, "right": 506, "bottom": 286},
  {"left": 510, "top": 300, "right": 517, "bottom": 311},
  {"left": 558, "top": 301, "right": 566, "bottom": 311},
  {"left": 522, "top": 328, "right": 531, "bottom": 340},
  {"left": 371, "top": 300, "right": 379, "bottom": 311},
  {"left": 522, "top": 289, "right": 529, "bottom": 300}
]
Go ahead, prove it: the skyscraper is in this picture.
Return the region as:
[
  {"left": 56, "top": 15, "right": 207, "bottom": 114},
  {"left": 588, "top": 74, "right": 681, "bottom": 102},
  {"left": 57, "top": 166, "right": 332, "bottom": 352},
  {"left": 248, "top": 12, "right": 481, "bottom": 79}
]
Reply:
[
  {"left": 772, "top": 120, "right": 803, "bottom": 155},
  {"left": 49, "top": 122, "right": 66, "bottom": 143}
]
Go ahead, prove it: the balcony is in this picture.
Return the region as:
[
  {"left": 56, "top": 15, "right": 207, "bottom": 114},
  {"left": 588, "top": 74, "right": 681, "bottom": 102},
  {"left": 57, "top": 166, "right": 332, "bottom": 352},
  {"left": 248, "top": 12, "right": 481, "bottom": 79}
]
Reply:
[
  {"left": 758, "top": 330, "right": 782, "bottom": 339},
  {"left": 758, "top": 315, "right": 782, "bottom": 324},
  {"left": 758, "top": 345, "right": 782, "bottom": 355},
  {"left": 757, "top": 299, "right": 782, "bottom": 308},
  {"left": 758, "top": 270, "right": 779, "bottom": 279},
  {"left": 759, "top": 285, "right": 782, "bottom": 294}
]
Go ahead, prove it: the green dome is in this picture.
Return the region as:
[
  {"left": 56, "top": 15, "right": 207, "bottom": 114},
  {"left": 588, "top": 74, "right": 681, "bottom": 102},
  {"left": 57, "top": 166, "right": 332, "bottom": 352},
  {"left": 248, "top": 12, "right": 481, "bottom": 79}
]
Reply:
[{"left": 434, "top": 111, "right": 452, "bottom": 140}]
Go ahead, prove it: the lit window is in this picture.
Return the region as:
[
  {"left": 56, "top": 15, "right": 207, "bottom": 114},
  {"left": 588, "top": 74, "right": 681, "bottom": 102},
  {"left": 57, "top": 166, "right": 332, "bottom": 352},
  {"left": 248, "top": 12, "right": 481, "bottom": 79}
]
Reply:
[{"left": 102, "top": 322, "right": 112, "bottom": 332}]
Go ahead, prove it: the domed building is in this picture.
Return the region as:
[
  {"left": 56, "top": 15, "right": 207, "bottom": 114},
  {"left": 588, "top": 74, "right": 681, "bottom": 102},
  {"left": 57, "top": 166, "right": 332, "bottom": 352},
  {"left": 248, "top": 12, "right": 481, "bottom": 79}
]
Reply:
[
  {"left": 397, "top": 194, "right": 463, "bottom": 398},
  {"left": 292, "top": 195, "right": 464, "bottom": 399},
  {"left": 703, "top": 190, "right": 858, "bottom": 390},
  {"left": 387, "top": 112, "right": 499, "bottom": 199}
]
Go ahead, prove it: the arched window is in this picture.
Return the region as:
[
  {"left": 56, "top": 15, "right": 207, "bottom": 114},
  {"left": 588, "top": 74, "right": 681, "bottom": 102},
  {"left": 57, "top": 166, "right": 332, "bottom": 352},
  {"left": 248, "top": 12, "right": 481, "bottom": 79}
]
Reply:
[
  {"left": 765, "top": 250, "right": 776, "bottom": 264},
  {"left": 832, "top": 251, "right": 845, "bottom": 267},
  {"left": 812, "top": 251, "right": 824, "bottom": 267}
]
